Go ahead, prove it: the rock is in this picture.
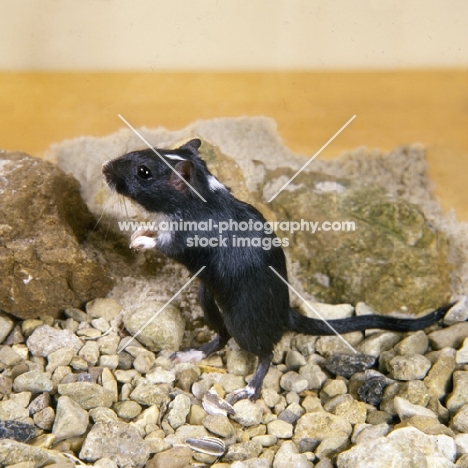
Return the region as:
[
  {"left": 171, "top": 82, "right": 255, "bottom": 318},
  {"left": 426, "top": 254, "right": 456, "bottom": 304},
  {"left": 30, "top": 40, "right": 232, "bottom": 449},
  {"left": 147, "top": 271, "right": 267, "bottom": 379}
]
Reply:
[
  {"left": 455, "top": 434, "right": 468, "bottom": 455},
  {"left": 352, "top": 423, "right": 391, "bottom": 444},
  {"left": 0, "top": 152, "right": 113, "bottom": 319},
  {"left": 226, "top": 350, "right": 256, "bottom": 376},
  {"left": 33, "top": 407, "right": 55, "bottom": 430},
  {"left": 447, "top": 372, "right": 468, "bottom": 413},
  {"left": 52, "top": 396, "right": 89, "bottom": 441},
  {"left": 273, "top": 441, "right": 312, "bottom": 468},
  {"left": 424, "top": 353, "right": 456, "bottom": 399},
  {"left": 397, "top": 380, "right": 430, "bottom": 407},
  {"left": 78, "top": 341, "right": 100, "bottom": 365},
  {"left": 356, "top": 375, "right": 389, "bottom": 406},
  {"left": 394, "top": 396, "right": 438, "bottom": 420},
  {"left": 0, "top": 313, "right": 14, "bottom": 344},
  {"left": 298, "top": 302, "right": 354, "bottom": 320},
  {"left": 58, "top": 382, "right": 115, "bottom": 409},
  {"left": 0, "top": 420, "right": 36, "bottom": 442},
  {"left": 457, "top": 338, "right": 468, "bottom": 364},
  {"left": 337, "top": 427, "right": 456, "bottom": 467},
  {"left": 113, "top": 401, "right": 142, "bottom": 420},
  {"left": 321, "top": 379, "right": 348, "bottom": 402},
  {"left": 444, "top": 297, "right": 468, "bottom": 325},
  {"left": 280, "top": 371, "right": 309, "bottom": 393},
  {"left": 330, "top": 396, "right": 367, "bottom": 425},
  {"left": 130, "top": 382, "right": 170, "bottom": 407},
  {"left": 428, "top": 322, "right": 468, "bottom": 350},
  {"left": 122, "top": 301, "right": 185, "bottom": 352},
  {"left": 168, "top": 394, "right": 191, "bottom": 430},
  {"left": 28, "top": 392, "right": 51, "bottom": 415},
  {"left": 285, "top": 350, "right": 307, "bottom": 370},
  {"left": 293, "top": 412, "right": 352, "bottom": 443},
  {"left": 452, "top": 404, "right": 468, "bottom": 433},
  {"left": 80, "top": 421, "right": 150, "bottom": 467},
  {"left": 146, "top": 446, "right": 192, "bottom": 468},
  {"left": 203, "top": 414, "right": 235, "bottom": 438},
  {"left": 388, "top": 354, "right": 432, "bottom": 380},
  {"left": 45, "top": 346, "right": 75, "bottom": 372},
  {"left": 315, "top": 331, "right": 363, "bottom": 357},
  {"left": 232, "top": 400, "right": 263, "bottom": 427},
  {"left": 299, "top": 364, "right": 328, "bottom": 390},
  {"left": 357, "top": 332, "right": 402, "bottom": 358},
  {"left": 12, "top": 370, "right": 54, "bottom": 394},
  {"left": 0, "top": 400, "right": 29, "bottom": 421},
  {"left": 86, "top": 298, "right": 122, "bottom": 321},
  {"left": 278, "top": 402, "right": 305, "bottom": 424},
  {"left": 0, "top": 346, "right": 23, "bottom": 366},
  {"left": 316, "top": 436, "right": 350, "bottom": 459},
  {"left": 224, "top": 441, "right": 263, "bottom": 462},
  {"left": 325, "top": 353, "right": 376, "bottom": 378},
  {"left": 393, "top": 331, "right": 429, "bottom": 356},
  {"left": 269, "top": 167, "right": 452, "bottom": 314},
  {"left": 26, "top": 325, "right": 83, "bottom": 357},
  {"left": 396, "top": 416, "right": 455, "bottom": 437},
  {"left": 267, "top": 419, "right": 294, "bottom": 439},
  {"left": 0, "top": 439, "right": 54, "bottom": 466}
]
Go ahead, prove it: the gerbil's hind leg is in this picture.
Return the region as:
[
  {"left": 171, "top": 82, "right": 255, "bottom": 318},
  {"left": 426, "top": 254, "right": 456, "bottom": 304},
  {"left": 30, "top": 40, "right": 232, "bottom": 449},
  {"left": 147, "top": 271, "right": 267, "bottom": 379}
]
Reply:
[
  {"left": 227, "top": 354, "right": 272, "bottom": 403},
  {"left": 173, "top": 284, "right": 230, "bottom": 363}
]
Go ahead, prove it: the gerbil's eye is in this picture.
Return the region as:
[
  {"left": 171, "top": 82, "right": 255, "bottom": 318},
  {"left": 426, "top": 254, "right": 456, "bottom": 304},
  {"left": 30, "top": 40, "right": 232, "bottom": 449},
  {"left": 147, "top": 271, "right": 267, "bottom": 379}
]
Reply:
[{"left": 137, "top": 165, "right": 153, "bottom": 180}]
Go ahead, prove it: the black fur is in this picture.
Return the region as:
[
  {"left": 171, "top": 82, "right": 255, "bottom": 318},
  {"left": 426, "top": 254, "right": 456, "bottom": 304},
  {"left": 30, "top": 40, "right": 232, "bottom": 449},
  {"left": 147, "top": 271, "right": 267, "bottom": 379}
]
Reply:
[{"left": 103, "top": 138, "right": 453, "bottom": 402}]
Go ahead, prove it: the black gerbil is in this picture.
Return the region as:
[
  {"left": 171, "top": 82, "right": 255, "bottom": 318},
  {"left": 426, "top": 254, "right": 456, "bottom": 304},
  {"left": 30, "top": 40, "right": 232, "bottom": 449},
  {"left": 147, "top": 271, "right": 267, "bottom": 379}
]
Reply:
[{"left": 102, "top": 138, "right": 453, "bottom": 402}]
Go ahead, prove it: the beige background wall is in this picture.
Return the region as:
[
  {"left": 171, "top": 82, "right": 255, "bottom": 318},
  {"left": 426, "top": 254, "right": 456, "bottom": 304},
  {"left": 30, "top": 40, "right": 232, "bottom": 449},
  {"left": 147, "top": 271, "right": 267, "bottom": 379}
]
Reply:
[{"left": 1, "top": 0, "right": 467, "bottom": 70}]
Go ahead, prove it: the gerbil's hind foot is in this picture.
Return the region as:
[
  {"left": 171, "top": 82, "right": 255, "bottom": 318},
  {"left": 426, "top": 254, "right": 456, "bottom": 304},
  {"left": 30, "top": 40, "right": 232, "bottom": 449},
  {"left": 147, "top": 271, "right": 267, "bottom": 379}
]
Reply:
[
  {"left": 226, "top": 384, "right": 261, "bottom": 404},
  {"left": 129, "top": 229, "right": 158, "bottom": 250}
]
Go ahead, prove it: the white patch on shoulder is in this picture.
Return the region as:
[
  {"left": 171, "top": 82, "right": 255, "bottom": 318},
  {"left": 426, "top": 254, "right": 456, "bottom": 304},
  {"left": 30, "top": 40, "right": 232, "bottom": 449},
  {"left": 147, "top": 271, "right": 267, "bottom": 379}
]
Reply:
[
  {"left": 172, "top": 349, "right": 206, "bottom": 363},
  {"left": 130, "top": 235, "right": 158, "bottom": 250},
  {"left": 208, "top": 175, "right": 227, "bottom": 192},
  {"left": 157, "top": 230, "right": 173, "bottom": 247},
  {"left": 165, "top": 153, "right": 186, "bottom": 161}
]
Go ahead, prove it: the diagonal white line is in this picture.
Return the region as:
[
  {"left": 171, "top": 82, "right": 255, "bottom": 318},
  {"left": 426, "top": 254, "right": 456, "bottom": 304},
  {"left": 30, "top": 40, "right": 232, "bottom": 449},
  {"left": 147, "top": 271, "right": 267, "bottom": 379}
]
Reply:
[
  {"left": 267, "top": 115, "right": 356, "bottom": 202},
  {"left": 269, "top": 266, "right": 358, "bottom": 354},
  {"left": 118, "top": 114, "right": 207, "bottom": 202},
  {"left": 117, "top": 266, "right": 206, "bottom": 354}
]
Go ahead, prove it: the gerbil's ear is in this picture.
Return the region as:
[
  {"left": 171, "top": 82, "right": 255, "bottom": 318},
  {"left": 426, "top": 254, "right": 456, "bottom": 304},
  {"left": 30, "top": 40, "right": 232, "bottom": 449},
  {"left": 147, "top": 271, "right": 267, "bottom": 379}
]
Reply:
[
  {"left": 169, "top": 160, "right": 194, "bottom": 194},
  {"left": 178, "top": 139, "right": 202, "bottom": 155}
]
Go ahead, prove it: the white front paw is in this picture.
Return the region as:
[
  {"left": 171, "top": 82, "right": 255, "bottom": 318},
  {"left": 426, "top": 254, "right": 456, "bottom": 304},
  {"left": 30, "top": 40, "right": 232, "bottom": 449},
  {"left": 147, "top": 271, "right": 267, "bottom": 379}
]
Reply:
[{"left": 129, "top": 229, "right": 158, "bottom": 250}]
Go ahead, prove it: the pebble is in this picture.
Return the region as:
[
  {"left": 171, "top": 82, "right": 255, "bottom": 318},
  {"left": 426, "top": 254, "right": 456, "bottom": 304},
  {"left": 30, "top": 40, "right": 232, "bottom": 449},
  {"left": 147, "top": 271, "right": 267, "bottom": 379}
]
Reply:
[
  {"left": 223, "top": 441, "right": 263, "bottom": 463},
  {"left": 78, "top": 341, "right": 100, "bottom": 365},
  {"left": 443, "top": 296, "right": 468, "bottom": 325},
  {"left": 325, "top": 353, "right": 376, "bottom": 378},
  {"left": 329, "top": 395, "right": 368, "bottom": 425},
  {"left": 455, "top": 434, "right": 468, "bottom": 455},
  {"left": 267, "top": 419, "right": 294, "bottom": 438},
  {"left": 321, "top": 379, "right": 348, "bottom": 401},
  {"left": 424, "top": 353, "right": 456, "bottom": 399},
  {"left": 232, "top": 400, "right": 263, "bottom": 427},
  {"left": 203, "top": 414, "right": 235, "bottom": 438},
  {"left": 0, "top": 346, "right": 23, "bottom": 366},
  {"left": 86, "top": 298, "right": 122, "bottom": 321},
  {"left": 272, "top": 441, "right": 312, "bottom": 468},
  {"left": 293, "top": 412, "right": 352, "bottom": 443},
  {"left": 79, "top": 421, "right": 150, "bottom": 467},
  {"left": 13, "top": 370, "right": 54, "bottom": 393},
  {"left": 428, "top": 322, "right": 468, "bottom": 350},
  {"left": 280, "top": 371, "right": 309, "bottom": 393},
  {"left": 0, "top": 312, "right": 15, "bottom": 344},
  {"left": 45, "top": 346, "right": 74, "bottom": 372},
  {"left": 457, "top": 338, "right": 468, "bottom": 364},
  {"left": 285, "top": 350, "right": 307, "bottom": 370},
  {"left": 146, "top": 446, "right": 192, "bottom": 468},
  {"left": 316, "top": 435, "right": 349, "bottom": 459},
  {"left": 393, "top": 330, "right": 429, "bottom": 356},
  {"left": 356, "top": 331, "right": 401, "bottom": 358},
  {"left": 452, "top": 404, "right": 468, "bottom": 433},
  {"left": 226, "top": 349, "right": 256, "bottom": 376},
  {"left": 58, "top": 382, "right": 115, "bottom": 409},
  {"left": 0, "top": 420, "right": 36, "bottom": 442},
  {"left": 26, "top": 325, "right": 83, "bottom": 357},
  {"left": 447, "top": 371, "right": 468, "bottom": 412},
  {"left": 33, "top": 406, "right": 55, "bottom": 430},
  {"left": 388, "top": 354, "right": 432, "bottom": 380},
  {"left": 113, "top": 400, "right": 142, "bottom": 420},
  {"left": 52, "top": 396, "right": 89, "bottom": 441},
  {"left": 278, "top": 402, "right": 305, "bottom": 424},
  {"left": 393, "top": 396, "right": 438, "bottom": 420},
  {"left": 168, "top": 394, "right": 191, "bottom": 429},
  {"left": 316, "top": 331, "right": 363, "bottom": 357},
  {"left": 299, "top": 364, "right": 328, "bottom": 390}
]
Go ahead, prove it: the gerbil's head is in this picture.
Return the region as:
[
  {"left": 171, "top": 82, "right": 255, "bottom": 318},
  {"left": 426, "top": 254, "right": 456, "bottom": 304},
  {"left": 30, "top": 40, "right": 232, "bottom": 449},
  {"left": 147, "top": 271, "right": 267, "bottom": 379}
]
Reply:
[{"left": 102, "top": 139, "right": 225, "bottom": 214}]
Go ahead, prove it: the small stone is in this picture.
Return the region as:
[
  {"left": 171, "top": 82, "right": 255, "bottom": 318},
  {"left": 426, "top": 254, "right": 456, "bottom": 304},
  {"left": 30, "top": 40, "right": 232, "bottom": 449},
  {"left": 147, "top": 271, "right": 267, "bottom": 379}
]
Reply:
[
  {"left": 428, "top": 322, "right": 468, "bottom": 350},
  {"left": 86, "top": 298, "right": 121, "bottom": 321},
  {"left": 113, "top": 400, "right": 142, "bottom": 420},
  {"left": 299, "top": 364, "right": 328, "bottom": 390},
  {"left": 0, "top": 439, "right": 52, "bottom": 467},
  {"left": 388, "top": 354, "right": 432, "bottom": 380},
  {"left": 321, "top": 379, "right": 348, "bottom": 402},
  {"left": 52, "top": 396, "right": 89, "bottom": 441},
  {"left": 123, "top": 301, "right": 185, "bottom": 352},
  {"left": 352, "top": 423, "right": 391, "bottom": 444},
  {"left": 0, "top": 346, "right": 23, "bottom": 366},
  {"left": 203, "top": 414, "right": 235, "bottom": 438},
  {"left": 133, "top": 352, "right": 156, "bottom": 374},
  {"left": 447, "top": 371, "right": 468, "bottom": 412},
  {"left": 252, "top": 434, "right": 277, "bottom": 447},
  {"left": 280, "top": 371, "right": 309, "bottom": 393},
  {"left": 168, "top": 394, "right": 191, "bottom": 430},
  {"left": 316, "top": 331, "right": 363, "bottom": 357},
  {"left": 457, "top": 338, "right": 468, "bottom": 364},
  {"left": 0, "top": 375, "right": 12, "bottom": 395},
  {"left": 396, "top": 415, "right": 455, "bottom": 436},
  {"left": 443, "top": 297, "right": 468, "bottom": 325},
  {"left": 267, "top": 419, "right": 293, "bottom": 439},
  {"left": 452, "top": 404, "right": 468, "bottom": 433},
  {"left": 455, "top": 434, "right": 468, "bottom": 455},
  {"left": 325, "top": 353, "right": 376, "bottom": 378},
  {"left": 356, "top": 332, "right": 402, "bottom": 358},
  {"left": 33, "top": 407, "right": 55, "bottom": 430},
  {"left": 226, "top": 349, "right": 256, "bottom": 376},
  {"left": 64, "top": 307, "right": 88, "bottom": 322},
  {"left": 146, "top": 367, "right": 176, "bottom": 385},
  {"left": 356, "top": 375, "right": 389, "bottom": 406},
  {"left": 80, "top": 421, "right": 150, "bottom": 467},
  {"left": 0, "top": 420, "right": 36, "bottom": 442},
  {"left": 424, "top": 353, "right": 456, "bottom": 399},
  {"left": 0, "top": 400, "right": 29, "bottom": 421},
  {"left": 99, "top": 354, "right": 119, "bottom": 369},
  {"left": 146, "top": 446, "right": 192, "bottom": 468},
  {"left": 45, "top": 346, "right": 74, "bottom": 372},
  {"left": 272, "top": 440, "right": 311, "bottom": 468},
  {"left": 91, "top": 317, "right": 110, "bottom": 332},
  {"left": 393, "top": 331, "right": 429, "bottom": 356},
  {"left": 293, "top": 412, "right": 352, "bottom": 443},
  {"left": 300, "top": 302, "right": 354, "bottom": 320},
  {"left": 0, "top": 313, "right": 14, "bottom": 344},
  {"left": 278, "top": 402, "right": 305, "bottom": 424},
  {"left": 58, "top": 382, "right": 115, "bottom": 409},
  {"left": 330, "top": 395, "right": 368, "bottom": 425},
  {"left": 28, "top": 392, "right": 50, "bottom": 416},
  {"left": 232, "top": 400, "right": 263, "bottom": 427},
  {"left": 93, "top": 458, "right": 119, "bottom": 468},
  {"left": 13, "top": 370, "right": 54, "bottom": 393},
  {"left": 394, "top": 396, "right": 438, "bottom": 420},
  {"left": 78, "top": 341, "right": 100, "bottom": 365},
  {"left": 88, "top": 407, "right": 119, "bottom": 423},
  {"left": 9, "top": 392, "right": 31, "bottom": 409},
  {"left": 189, "top": 404, "right": 207, "bottom": 425},
  {"left": 26, "top": 325, "right": 83, "bottom": 357},
  {"left": 224, "top": 441, "right": 263, "bottom": 463},
  {"left": 285, "top": 350, "right": 307, "bottom": 370},
  {"left": 316, "top": 435, "right": 349, "bottom": 459},
  {"left": 301, "top": 395, "right": 324, "bottom": 413},
  {"left": 130, "top": 382, "right": 170, "bottom": 406}
]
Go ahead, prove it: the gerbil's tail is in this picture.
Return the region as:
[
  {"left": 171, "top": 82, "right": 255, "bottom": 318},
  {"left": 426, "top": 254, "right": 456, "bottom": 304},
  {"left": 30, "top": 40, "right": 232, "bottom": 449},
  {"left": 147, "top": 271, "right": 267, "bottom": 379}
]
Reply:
[{"left": 289, "top": 302, "right": 454, "bottom": 336}]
